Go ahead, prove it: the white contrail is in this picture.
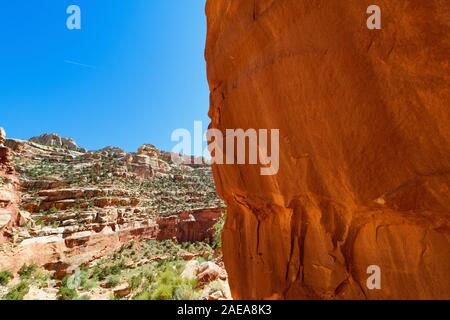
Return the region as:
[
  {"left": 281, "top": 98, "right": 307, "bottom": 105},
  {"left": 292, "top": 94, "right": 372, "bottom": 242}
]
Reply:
[{"left": 64, "top": 60, "right": 97, "bottom": 69}]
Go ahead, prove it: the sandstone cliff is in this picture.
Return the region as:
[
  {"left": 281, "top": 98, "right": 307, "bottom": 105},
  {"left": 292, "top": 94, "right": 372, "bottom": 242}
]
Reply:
[
  {"left": 205, "top": 0, "right": 450, "bottom": 299},
  {"left": 0, "top": 128, "right": 23, "bottom": 242},
  {"left": 0, "top": 133, "right": 224, "bottom": 278}
]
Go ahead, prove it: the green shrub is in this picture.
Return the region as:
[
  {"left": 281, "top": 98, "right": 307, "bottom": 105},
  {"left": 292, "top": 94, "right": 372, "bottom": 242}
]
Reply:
[
  {"left": 58, "top": 275, "right": 79, "bottom": 300},
  {"left": 143, "top": 267, "right": 154, "bottom": 282},
  {"left": 61, "top": 275, "right": 77, "bottom": 289},
  {"left": 92, "top": 263, "right": 122, "bottom": 281},
  {"left": 0, "top": 271, "right": 13, "bottom": 286},
  {"left": 91, "top": 265, "right": 106, "bottom": 281},
  {"left": 48, "top": 207, "right": 59, "bottom": 214},
  {"left": 57, "top": 287, "right": 78, "bottom": 300},
  {"left": 18, "top": 264, "right": 38, "bottom": 280},
  {"left": 81, "top": 278, "right": 97, "bottom": 290},
  {"left": 128, "top": 274, "right": 143, "bottom": 291},
  {"left": 173, "top": 284, "right": 200, "bottom": 300},
  {"left": 3, "top": 281, "right": 30, "bottom": 300},
  {"left": 212, "top": 213, "right": 225, "bottom": 249},
  {"left": 79, "top": 270, "right": 96, "bottom": 290},
  {"left": 196, "top": 256, "right": 207, "bottom": 264},
  {"left": 106, "top": 275, "right": 120, "bottom": 288},
  {"left": 110, "top": 263, "right": 123, "bottom": 275},
  {"left": 158, "top": 269, "right": 182, "bottom": 286},
  {"left": 133, "top": 290, "right": 151, "bottom": 300},
  {"left": 34, "top": 269, "right": 50, "bottom": 288},
  {"left": 151, "top": 284, "right": 173, "bottom": 300},
  {"left": 208, "top": 280, "right": 224, "bottom": 292},
  {"left": 149, "top": 264, "right": 197, "bottom": 300}
]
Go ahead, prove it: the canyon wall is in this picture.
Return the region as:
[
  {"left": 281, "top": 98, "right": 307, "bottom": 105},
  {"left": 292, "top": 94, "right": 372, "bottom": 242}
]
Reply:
[
  {"left": 205, "top": 0, "right": 450, "bottom": 299},
  {"left": 0, "top": 208, "right": 222, "bottom": 276},
  {"left": 0, "top": 132, "right": 225, "bottom": 276},
  {"left": 0, "top": 128, "right": 23, "bottom": 243}
]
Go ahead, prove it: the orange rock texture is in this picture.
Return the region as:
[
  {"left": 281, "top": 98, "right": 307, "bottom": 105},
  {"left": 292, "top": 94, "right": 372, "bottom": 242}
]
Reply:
[
  {"left": 205, "top": 0, "right": 450, "bottom": 299},
  {"left": 0, "top": 129, "right": 22, "bottom": 243}
]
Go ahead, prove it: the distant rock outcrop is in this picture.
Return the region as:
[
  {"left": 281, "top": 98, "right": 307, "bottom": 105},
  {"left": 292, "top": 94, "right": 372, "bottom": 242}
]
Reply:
[{"left": 30, "top": 133, "right": 87, "bottom": 153}]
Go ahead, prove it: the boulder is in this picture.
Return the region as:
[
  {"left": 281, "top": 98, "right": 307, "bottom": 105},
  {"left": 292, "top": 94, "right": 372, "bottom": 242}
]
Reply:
[
  {"left": 114, "top": 284, "right": 132, "bottom": 298},
  {"left": 196, "top": 262, "right": 227, "bottom": 286},
  {"left": 181, "top": 260, "right": 199, "bottom": 280}
]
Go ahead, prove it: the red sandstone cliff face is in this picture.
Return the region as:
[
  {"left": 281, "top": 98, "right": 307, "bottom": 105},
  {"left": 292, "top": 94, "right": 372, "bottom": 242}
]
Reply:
[
  {"left": 0, "top": 208, "right": 223, "bottom": 276},
  {"left": 205, "top": 0, "right": 450, "bottom": 299},
  {"left": 0, "top": 129, "right": 22, "bottom": 243}
]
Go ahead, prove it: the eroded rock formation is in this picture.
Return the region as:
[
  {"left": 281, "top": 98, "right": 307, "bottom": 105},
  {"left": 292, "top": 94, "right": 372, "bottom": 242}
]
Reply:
[
  {"left": 0, "top": 132, "right": 225, "bottom": 277},
  {"left": 205, "top": 0, "right": 450, "bottom": 299},
  {"left": 0, "top": 207, "right": 223, "bottom": 277},
  {"left": 30, "top": 133, "right": 87, "bottom": 153},
  {"left": 0, "top": 128, "right": 23, "bottom": 242}
]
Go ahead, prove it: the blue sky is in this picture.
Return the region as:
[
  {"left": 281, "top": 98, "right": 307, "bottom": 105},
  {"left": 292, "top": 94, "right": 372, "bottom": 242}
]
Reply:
[{"left": 0, "top": 0, "right": 209, "bottom": 153}]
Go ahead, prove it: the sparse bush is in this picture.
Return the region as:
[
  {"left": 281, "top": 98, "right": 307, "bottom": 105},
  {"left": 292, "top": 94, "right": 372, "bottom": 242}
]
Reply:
[
  {"left": 3, "top": 281, "right": 30, "bottom": 300},
  {"left": 143, "top": 267, "right": 154, "bottom": 282},
  {"left": 110, "top": 263, "right": 123, "bottom": 275},
  {"left": 208, "top": 280, "right": 224, "bottom": 292},
  {"left": 173, "top": 284, "right": 200, "bottom": 300},
  {"left": 133, "top": 290, "right": 151, "bottom": 300},
  {"left": 57, "top": 274, "right": 79, "bottom": 300},
  {"left": 34, "top": 269, "right": 50, "bottom": 288},
  {"left": 196, "top": 256, "right": 207, "bottom": 264},
  {"left": 92, "top": 262, "right": 122, "bottom": 281},
  {"left": 106, "top": 275, "right": 120, "bottom": 288},
  {"left": 151, "top": 283, "right": 173, "bottom": 300},
  {"left": 149, "top": 264, "right": 198, "bottom": 300},
  {"left": 57, "top": 286, "right": 78, "bottom": 300},
  {"left": 48, "top": 207, "right": 58, "bottom": 214},
  {"left": 80, "top": 270, "right": 96, "bottom": 290},
  {"left": 128, "top": 274, "right": 143, "bottom": 291},
  {"left": 0, "top": 271, "right": 13, "bottom": 286},
  {"left": 61, "top": 275, "right": 76, "bottom": 288},
  {"left": 18, "top": 264, "right": 38, "bottom": 280},
  {"left": 212, "top": 212, "right": 225, "bottom": 249}
]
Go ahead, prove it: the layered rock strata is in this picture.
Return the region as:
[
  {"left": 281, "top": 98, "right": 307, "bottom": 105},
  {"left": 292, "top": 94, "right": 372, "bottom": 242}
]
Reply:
[{"left": 0, "top": 132, "right": 225, "bottom": 277}]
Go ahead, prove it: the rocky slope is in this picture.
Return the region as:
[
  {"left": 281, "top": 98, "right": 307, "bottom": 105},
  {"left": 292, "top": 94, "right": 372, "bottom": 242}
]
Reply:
[
  {"left": 205, "top": 0, "right": 450, "bottom": 299},
  {"left": 0, "top": 130, "right": 228, "bottom": 299}
]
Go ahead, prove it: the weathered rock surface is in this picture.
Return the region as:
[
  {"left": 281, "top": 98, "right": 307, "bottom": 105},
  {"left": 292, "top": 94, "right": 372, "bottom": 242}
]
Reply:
[
  {"left": 0, "top": 207, "right": 223, "bottom": 277},
  {"left": 157, "top": 209, "right": 222, "bottom": 243},
  {"left": 30, "top": 133, "right": 87, "bottom": 153},
  {"left": 205, "top": 0, "right": 450, "bottom": 299},
  {"left": 0, "top": 128, "right": 23, "bottom": 242},
  {"left": 181, "top": 260, "right": 231, "bottom": 300}
]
